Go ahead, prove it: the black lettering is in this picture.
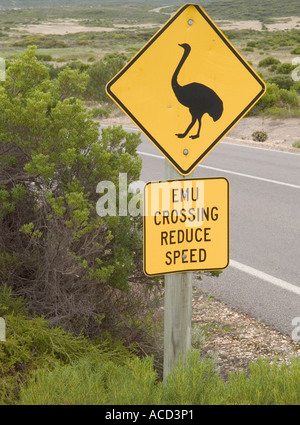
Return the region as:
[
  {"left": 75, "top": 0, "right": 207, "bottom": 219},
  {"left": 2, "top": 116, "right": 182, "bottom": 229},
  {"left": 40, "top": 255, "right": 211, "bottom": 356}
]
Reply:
[
  {"left": 182, "top": 249, "right": 188, "bottom": 263},
  {"left": 172, "top": 189, "right": 179, "bottom": 203},
  {"left": 199, "top": 249, "right": 206, "bottom": 262},
  {"left": 169, "top": 230, "right": 176, "bottom": 244},
  {"left": 161, "top": 231, "right": 168, "bottom": 245},
  {"left": 186, "top": 229, "right": 193, "bottom": 243},
  {"left": 178, "top": 230, "right": 184, "bottom": 243},
  {"left": 188, "top": 208, "right": 195, "bottom": 221},
  {"left": 179, "top": 208, "right": 187, "bottom": 223},
  {"left": 154, "top": 211, "right": 161, "bottom": 225},
  {"left": 181, "top": 188, "right": 189, "bottom": 201},
  {"left": 202, "top": 207, "right": 209, "bottom": 221},
  {"left": 190, "top": 249, "right": 197, "bottom": 263},
  {"left": 195, "top": 228, "right": 202, "bottom": 242},
  {"left": 165, "top": 251, "right": 172, "bottom": 265},
  {"left": 211, "top": 207, "right": 219, "bottom": 221},
  {"left": 162, "top": 210, "right": 170, "bottom": 225},
  {"left": 171, "top": 209, "right": 178, "bottom": 224},
  {"left": 174, "top": 250, "right": 180, "bottom": 264},
  {"left": 204, "top": 228, "right": 211, "bottom": 242},
  {"left": 191, "top": 187, "right": 198, "bottom": 202}
]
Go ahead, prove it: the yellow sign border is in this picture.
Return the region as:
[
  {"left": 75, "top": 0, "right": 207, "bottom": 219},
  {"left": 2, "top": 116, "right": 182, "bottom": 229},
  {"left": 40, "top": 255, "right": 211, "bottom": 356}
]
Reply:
[
  {"left": 143, "top": 177, "right": 230, "bottom": 276},
  {"left": 106, "top": 4, "right": 265, "bottom": 175}
]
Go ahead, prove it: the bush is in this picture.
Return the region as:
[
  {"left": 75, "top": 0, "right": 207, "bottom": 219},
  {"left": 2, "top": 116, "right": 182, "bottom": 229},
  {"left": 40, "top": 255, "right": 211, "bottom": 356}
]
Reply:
[
  {"left": 90, "top": 106, "right": 110, "bottom": 119},
  {"left": 250, "top": 82, "right": 300, "bottom": 115},
  {"left": 223, "top": 358, "right": 300, "bottom": 405},
  {"left": 19, "top": 350, "right": 300, "bottom": 405},
  {"left": 20, "top": 356, "right": 159, "bottom": 405},
  {"left": 35, "top": 54, "right": 53, "bottom": 62},
  {"left": 279, "top": 88, "right": 299, "bottom": 106},
  {"left": 292, "top": 81, "right": 300, "bottom": 94},
  {"left": 0, "top": 47, "right": 160, "bottom": 342},
  {"left": 85, "top": 53, "right": 128, "bottom": 102},
  {"left": 276, "top": 63, "right": 297, "bottom": 75},
  {"left": 0, "top": 286, "right": 131, "bottom": 405},
  {"left": 267, "top": 75, "right": 294, "bottom": 90},
  {"left": 291, "top": 46, "right": 300, "bottom": 55},
  {"left": 259, "top": 56, "right": 281, "bottom": 68},
  {"left": 252, "top": 131, "right": 268, "bottom": 142}
]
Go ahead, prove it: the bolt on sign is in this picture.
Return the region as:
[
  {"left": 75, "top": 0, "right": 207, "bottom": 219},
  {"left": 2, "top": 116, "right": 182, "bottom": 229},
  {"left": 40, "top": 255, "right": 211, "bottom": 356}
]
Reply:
[
  {"left": 106, "top": 4, "right": 266, "bottom": 176},
  {"left": 143, "top": 178, "right": 229, "bottom": 276}
]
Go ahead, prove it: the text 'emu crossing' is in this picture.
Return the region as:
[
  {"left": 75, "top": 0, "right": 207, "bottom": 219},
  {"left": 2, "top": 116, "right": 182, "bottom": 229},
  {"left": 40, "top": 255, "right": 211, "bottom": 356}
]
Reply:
[{"left": 143, "top": 178, "right": 229, "bottom": 276}]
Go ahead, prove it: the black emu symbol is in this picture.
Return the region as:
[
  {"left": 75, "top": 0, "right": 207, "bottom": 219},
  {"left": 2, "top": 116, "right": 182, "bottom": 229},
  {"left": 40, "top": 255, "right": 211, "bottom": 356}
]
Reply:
[{"left": 172, "top": 43, "right": 224, "bottom": 139}]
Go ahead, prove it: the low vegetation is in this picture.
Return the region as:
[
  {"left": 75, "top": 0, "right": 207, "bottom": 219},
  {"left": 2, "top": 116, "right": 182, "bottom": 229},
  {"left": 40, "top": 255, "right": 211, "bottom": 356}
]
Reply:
[{"left": 1, "top": 287, "right": 299, "bottom": 405}]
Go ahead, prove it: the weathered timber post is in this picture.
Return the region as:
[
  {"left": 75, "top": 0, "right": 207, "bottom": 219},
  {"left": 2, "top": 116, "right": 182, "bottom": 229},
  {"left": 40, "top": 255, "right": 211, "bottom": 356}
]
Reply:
[{"left": 163, "top": 159, "right": 194, "bottom": 382}]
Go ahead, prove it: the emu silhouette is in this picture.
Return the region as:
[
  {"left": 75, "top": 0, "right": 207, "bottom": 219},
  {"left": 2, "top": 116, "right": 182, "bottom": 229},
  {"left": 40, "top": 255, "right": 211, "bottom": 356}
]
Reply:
[{"left": 172, "top": 43, "right": 224, "bottom": 139}]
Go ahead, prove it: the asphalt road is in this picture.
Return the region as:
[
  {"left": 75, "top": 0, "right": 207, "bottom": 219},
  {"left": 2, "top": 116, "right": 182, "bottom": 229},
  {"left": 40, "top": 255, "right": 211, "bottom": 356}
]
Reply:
[{"left": 101, "top": 124, "right": 300, "bottom": 339}]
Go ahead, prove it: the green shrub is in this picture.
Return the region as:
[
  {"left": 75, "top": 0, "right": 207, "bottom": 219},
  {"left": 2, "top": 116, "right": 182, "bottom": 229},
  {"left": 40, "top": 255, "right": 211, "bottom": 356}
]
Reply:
[
  {"left": 0, "top": 286, "right": 131, "bottom": 405},
  {"left": 250, "top": 81, "right": 300, "bottom": 115},
  {"left": 276, "top": 63, "right": 297, "bottom": 75},
  {"left": 279, "top": 88, "right": 299, "bottom": 106},
  {"left": 252, "top": 131, "right": 268, "bottom": 142},
  {"left": 13, "top": 36, "right": 68, "bottom": 49},
  {"left": 291, "top": 81, "right": 300, "bottom": 94},
  {"left": 85, "top": 53, "right": 128, "bottom": 102},
  {"left": 259, "top": 56, "right": 281, "bottom": 68},
  {"left": 0, "top": 47, "right": 154, "bottom": 341},
  {"left": 20, "top": 356, "right": 159, "bottom": 405},
  {"left": 19, "top": 349, "right": 300, "bottom": 405},
  {"left": 161, "top": 352, "right": 223, "bottom": 405},
  {"left": 267, "top": 75, "right": 294, "bottom": 90},
  {"left": 246, "top": 41, "right": 257, "bottom": 48},
  {"left": 90, "top": 106, "right": 110, "bottom": 119},
  {"left": 291, "top": 46, "right": 300, "bottom": 55},
  {"left": 35, "top": 54, "right": 53, "bottom": 62},
  {"left": 223, "top": 358, "right": 300, "bottom": 405}
]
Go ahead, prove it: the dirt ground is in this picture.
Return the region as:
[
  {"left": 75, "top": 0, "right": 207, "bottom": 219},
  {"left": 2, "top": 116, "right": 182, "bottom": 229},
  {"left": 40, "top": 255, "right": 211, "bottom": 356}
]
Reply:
[
  {"left": 12, "top": 15, "right": 300, "bottom": 35},
  {"left": 191, "top": 286, "right": 299, "bottom": 378},
  {"left": 216, "top": 16, "right": 300, "bottom": 31}
]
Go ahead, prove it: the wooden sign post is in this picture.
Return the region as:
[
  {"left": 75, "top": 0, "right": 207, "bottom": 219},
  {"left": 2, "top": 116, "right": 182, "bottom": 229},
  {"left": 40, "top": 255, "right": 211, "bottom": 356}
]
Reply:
[{"left": 163, "top": 160, "right": 193, "bottom": 381}]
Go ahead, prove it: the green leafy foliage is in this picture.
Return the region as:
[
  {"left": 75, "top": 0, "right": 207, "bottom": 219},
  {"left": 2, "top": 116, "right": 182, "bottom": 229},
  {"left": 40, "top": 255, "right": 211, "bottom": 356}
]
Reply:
[
  {"left": 0, "top": 46, "right": 148, "bottom": 337},
  {"left": 85, "top": 53, "right": 128, "bottom": 102},
  {"left": 259, "top": 56, "right": 281, "bottom": 68},
  {"left": 249, "top": 82, "right": 299, "bottom": 115}
]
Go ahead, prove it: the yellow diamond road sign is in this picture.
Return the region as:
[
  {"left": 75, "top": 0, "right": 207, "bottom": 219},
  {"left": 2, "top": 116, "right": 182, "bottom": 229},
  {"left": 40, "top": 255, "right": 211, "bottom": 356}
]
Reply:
[
  {"left": 106, "top": 4, "right": 266, "bottom": 175},
  {"left": 143, "top": 178, "right": 229, "bottom": 276}
]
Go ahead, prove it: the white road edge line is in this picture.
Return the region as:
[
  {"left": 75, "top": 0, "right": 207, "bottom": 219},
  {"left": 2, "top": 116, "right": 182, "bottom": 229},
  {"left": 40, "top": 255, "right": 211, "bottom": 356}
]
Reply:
[
  {"left": 137, "top": 150, "right": 300, "bottom": 189},
  {"left": 230, "top": 259, "right": 300, "bottom": 296},
  {"left": 222, "top": 141, "right": 300, "bottom": 156}
]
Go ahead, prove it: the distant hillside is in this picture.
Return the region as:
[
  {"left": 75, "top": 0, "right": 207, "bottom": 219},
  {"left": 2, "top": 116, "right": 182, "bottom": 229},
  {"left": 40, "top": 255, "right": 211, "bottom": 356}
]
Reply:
[
  {"left": 0, "top": 0, "right": 180, "bottom": 9},
  {"left": 0, "top": 0, "right": 299, "bottom": 21}
]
